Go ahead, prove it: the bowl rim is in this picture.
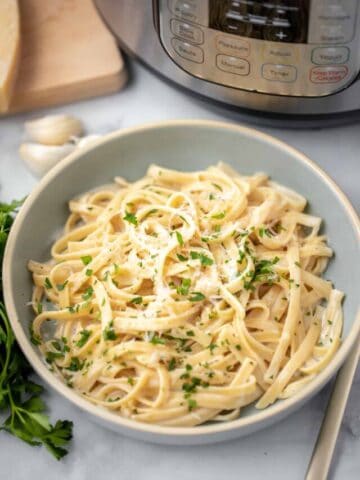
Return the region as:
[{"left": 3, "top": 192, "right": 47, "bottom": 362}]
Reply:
[{"left": 3, "top": 119, "right": 360, "bottom": 438}]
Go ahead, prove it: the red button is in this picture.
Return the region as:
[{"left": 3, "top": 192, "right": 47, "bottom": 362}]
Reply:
[{"left": 310, "top": 66, "right": 348, "bottom": 84}]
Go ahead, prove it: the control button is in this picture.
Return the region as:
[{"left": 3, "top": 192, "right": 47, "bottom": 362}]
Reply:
[
  {"left": 312, "top": 46, "right": 350, "bottom": 65},
  {"left": 168, "top": 0, "right": 209, "bottom": 26},
  {"left": 171, "top": 38, "right": 204, "bottom": 63},
  {"left": 216, "top": 55, "right": 250, "bottom": 76},
  {"left": 262, "top": 64, "right": 297, "bottom": 83},
  {"left": 170, "top": 19, "right": 204, "bottom": 44},
  {"left": 308, "top": 0, "right": 357, "bottom": 44},
  {"left": 263, "top": 45, "right": 299, "bottom": 64},
  {"left": 318, "top": 23, "right": 352, "bottom": 44},
  {"left": 216, "top": 36, "right": 250, "bottom": 58},
  {"left": 310, "top": 65, "right": 348, "bottom": 83}
]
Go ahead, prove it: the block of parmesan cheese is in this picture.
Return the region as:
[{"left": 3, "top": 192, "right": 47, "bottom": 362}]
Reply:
[{"left": 0, "top": 0, "right": 20, "bottom": 112}]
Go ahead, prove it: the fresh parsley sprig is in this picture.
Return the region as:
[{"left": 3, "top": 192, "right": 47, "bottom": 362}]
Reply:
[{"left": 0, "top": 199, "right": 73, "bottom": 460}]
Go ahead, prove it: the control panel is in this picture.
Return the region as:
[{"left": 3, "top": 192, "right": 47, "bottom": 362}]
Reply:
[{"left": 158, "top": 0, "right": 360, "bottom": 97}]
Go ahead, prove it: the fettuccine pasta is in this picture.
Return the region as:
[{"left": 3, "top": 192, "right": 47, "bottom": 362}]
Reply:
[{"left": 29, "top": 163, "right": 343, "bottom": 426}]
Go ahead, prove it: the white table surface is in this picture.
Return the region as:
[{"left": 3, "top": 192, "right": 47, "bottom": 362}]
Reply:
[{"left": 0, "top": 60, "right": 359, "bottom": 480}]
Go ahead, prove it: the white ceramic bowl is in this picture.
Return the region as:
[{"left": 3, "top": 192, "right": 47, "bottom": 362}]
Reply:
[{"left": 4, "top": 120, "right": 360, "bottom": 444}]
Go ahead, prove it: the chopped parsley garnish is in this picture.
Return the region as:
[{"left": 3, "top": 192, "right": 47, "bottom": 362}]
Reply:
[
  {"left": 51, "top": 338, "right": 70, "bottom": 354},
  {"left": 127, "top": 377, "right": 135, "bottom": 386},
  {"left": 82, "top": 286, "right": 94, "bottom": 301},
  {"left": 30, "top": 326, "right": 41, "bottom": 346},
  {"left": 76, "top": 329, "right": 91, "bottom": 348},
  {"left": 85, "top": 269, "right": 93, "bottom": 277},
  {"left": 186, "top": 330, "right": 195, "bottom": 337},
  {"left": 80, "top": 255, "right": 92, "bottom": 266},
  {"left": 175, "top": 231, "right": 184, "bottom": 246},
  {"left": 123, "top": 211, "right": 138, "bottom": 226},
  {"left": 168, "top": 358, "right": 177, "bottom": 371},
  {"left": 187, "top": 398, "right": 197, "bottom": 411},
  {"left": 209, "top": 310, "right": 218, "bottom": 320},
  {"left": 258, "top": 227, "right": 272, "bottom": 238},
  {"left": 190, "top": 251, "right": 213, "bottom": 266},
  {"left": 208, "top": 343, "right": 218, "bottom": 354},
  {"left": 189, "top": 292, "right": 205, "bottom": 302},
  {"left": 212, "top": 183, "right": 223, "bottom": 191},
  {"left": 211, "top": 211, "right": 226, "bottom": 220},
  {"left": 44, "top": 277, "right": 53, "bottom": 289},
  {"left": 177, "top": 278, "right": 191, "bottom": 296},
  {"left": 182, "top": 374, "right": 209, "bottom": 412},
  {"left": 295, "top": 261, "right": 301, "bottom": 268},
  {"left": 103, "top": 323, "right": 117, "bottom": 341},
  {"left": 56, "top": 280, "right": 68, "bottom": 291},
  {"left": 45, "top": 351, "right": 65, "bottom": 364},
  {"left": 182, "top": 376, "right": 201, "bottom": 393},
  {"left": 65, "top": 357, "right": 84, "bottom": 372},
  {"left": 36, "top": 302, "right": 43, "bottom": 314},
  {"left": 176, "top": 253, "right": 188, "bottom": 262},
  {"left": 149, "top": 335, "right": 165, "bottom": 345},
  {"left": 243, "top": 256, "right": 280, "bottom": 290},
  {"left": 130, "top": 296, "right": 143, "bottom": 305}
]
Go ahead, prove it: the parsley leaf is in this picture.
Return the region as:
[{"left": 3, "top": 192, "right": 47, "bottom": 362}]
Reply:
[
  {"left": 187, "top": 398, "right": 197, "bottom": 411},
  {"left": 65, "top": 357, "right": 84, "bottom": 372},
  {"left": 82, "top": 286, "right": 94, "bottom": 301},
  {"left": 0, "top": 199, "right": 73, "bottom": 459},
  {"left": 175, "top": 231, "right": 184, "bottom": 246},
  {"left": 75, "top": 329, "right": 91, "bottom": 348},
  {"left": 211, "top": 211, "right": 226, "bottom": 220},
  {"left": 130, "top": 296, "right": 143, "bottom": 305},
  {"left": 103, "top": 323, "right": 117, "bottom": 341},
  {"left": 168, "top": 358, "right": 177, "bottom": 371},
  {"left": 189, "top": 292, "right": 205, "bottom": 302},
  {"left": 150, "top": 335, "right": 165, "bottom": 345},
  {"left": 80, "top": 255, "right": 92, "bottom": 266},
  {"left": 243, "top": 256, "right": 280, "bottom": 290},
  {"left": 0, "top": 307, "right": 73, "bottom": 459},
  {"left": 177, "top": 278, "right": 191, "bottom": 296},
  {"left": 190, "top": 251, "right": 213, "bottom": 266},
  {"left": 123, "top": 211, "right": 138, "bottom": 226}
]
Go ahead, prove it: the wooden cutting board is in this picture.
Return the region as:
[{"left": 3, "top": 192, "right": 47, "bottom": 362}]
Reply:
[{"left": 7, "top": 0, "right": 126, "bottom": 114}]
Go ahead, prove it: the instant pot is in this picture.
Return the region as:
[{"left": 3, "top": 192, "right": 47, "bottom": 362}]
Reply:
[{"left": 95, "top": 0, "right": 360, "bottom": 122}]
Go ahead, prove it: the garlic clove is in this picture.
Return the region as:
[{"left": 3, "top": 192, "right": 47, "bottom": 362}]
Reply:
[
  {"left": 25, "top": 114, "right": 84, "bottom": 146},
  {"left": 19, "top": 142, "right": 76, "bottom": 177}
]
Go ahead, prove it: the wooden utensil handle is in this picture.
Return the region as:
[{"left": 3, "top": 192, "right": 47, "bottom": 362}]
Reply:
[{"left": 305, "top": 337, "right": 360, "bottom": 480}]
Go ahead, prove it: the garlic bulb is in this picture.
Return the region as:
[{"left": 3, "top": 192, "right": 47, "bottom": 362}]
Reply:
[
  {"left": 19, "top": 142, "right": 75, "bottom": 177},
  {"left": 25, "top": 115, "right": 84, "bottom": 146}
]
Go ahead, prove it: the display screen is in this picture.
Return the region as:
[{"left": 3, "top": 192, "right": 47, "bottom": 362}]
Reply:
[{"left": 209, "top": 0, "right": 310, "bottom": 43}]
